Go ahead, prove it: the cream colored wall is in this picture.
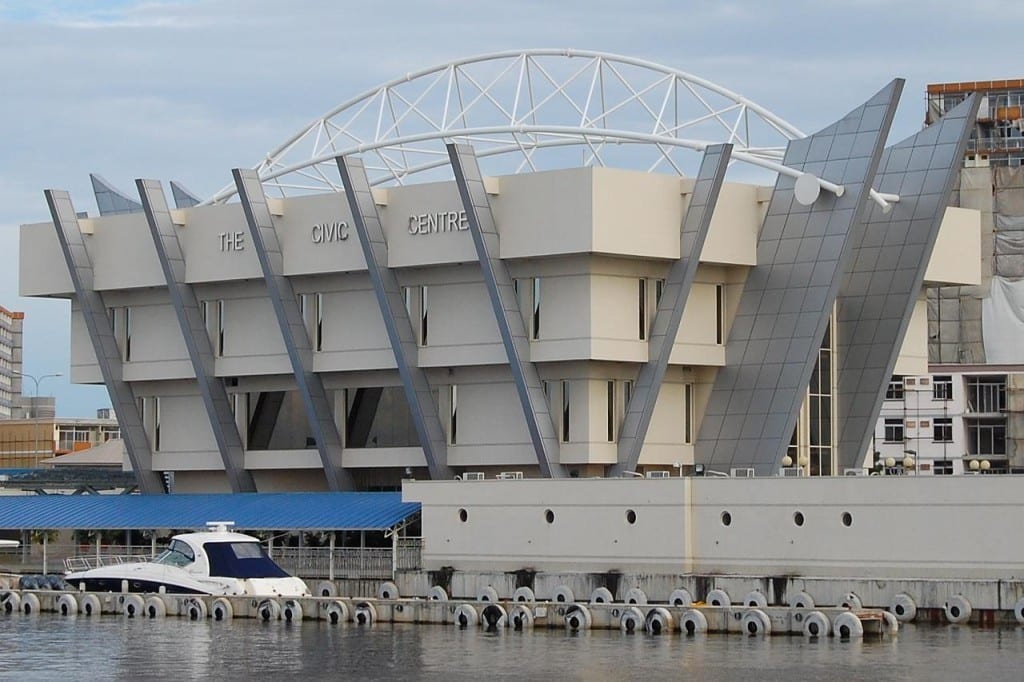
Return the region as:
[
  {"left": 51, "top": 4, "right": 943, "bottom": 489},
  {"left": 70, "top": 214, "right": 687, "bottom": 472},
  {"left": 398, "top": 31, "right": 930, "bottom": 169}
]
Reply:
[
  {"left": 19, "top": 222, "right": 73, "bottom": 297},
  {"left": 182, "top": 203, "right": 263, "bottom": 283},
  {"left": 893, "top": 296, "right": 929, "bottom": 376},
  {"left": 278, "top": 192, "right": 366, "bottom": 275},
  {"left": 701, "top": 183, "right": 761, "bottom": 266},
  {"left": 89, "top": 213, "right": 164, "bottom": 290},
  {"left": 406, "top": 476, "right": 1024, "bottom": 579},
  {"left": 925, "top": 207, "right": 982, "bottom": 286}
]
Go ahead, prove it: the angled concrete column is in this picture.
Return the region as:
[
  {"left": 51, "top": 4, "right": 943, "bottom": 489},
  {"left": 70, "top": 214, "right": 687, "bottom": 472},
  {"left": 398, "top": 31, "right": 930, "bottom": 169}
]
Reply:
[
  {"left": 90, "top": 174, "right": 143, "bottom": 216},
  {"left": 835, "top": 94, "right": 980, "bottom": 469},
  {"left": 232, "top": 169, "right": 354, "bottom": 491},
  {"left": 44, "top": 190, "right": 164, "bottom": 494},
  {"left": 447, "top": 143, "right": 564, "bottom": 478},
  {"left": 695, "top": 80, "right": 903, "bottom": 476},
  {"left": 136, "top": 179, "right": 257, "bottom": 493},
  {"left": 335, "top": 156, "right": 453, "bottom": 481},
  {"left": 613, "top": 143, "right": 732, "bottom": 476}
]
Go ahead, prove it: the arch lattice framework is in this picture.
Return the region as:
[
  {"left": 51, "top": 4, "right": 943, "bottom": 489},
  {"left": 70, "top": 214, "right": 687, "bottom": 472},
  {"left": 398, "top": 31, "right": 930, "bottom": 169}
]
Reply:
[{"left": 204, "top": 49, "right": 812, "bottom": 204}]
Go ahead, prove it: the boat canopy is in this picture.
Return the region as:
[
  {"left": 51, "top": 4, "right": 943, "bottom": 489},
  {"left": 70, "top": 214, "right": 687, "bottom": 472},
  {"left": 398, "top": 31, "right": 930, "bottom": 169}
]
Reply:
[{"left": 0, "top": 492, "right": 419, "bottom": 532}]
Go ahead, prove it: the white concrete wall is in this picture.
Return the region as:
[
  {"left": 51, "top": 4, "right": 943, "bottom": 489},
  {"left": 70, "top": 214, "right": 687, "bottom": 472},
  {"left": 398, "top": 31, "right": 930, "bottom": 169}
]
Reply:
[{"left": 405, "top": 476, "right": 1024, "bottom": 579}]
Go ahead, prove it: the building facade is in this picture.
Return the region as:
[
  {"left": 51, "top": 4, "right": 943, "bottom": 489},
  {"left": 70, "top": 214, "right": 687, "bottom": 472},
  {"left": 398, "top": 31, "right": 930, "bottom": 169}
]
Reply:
[
  {"left": 19, "top": 53, "right": 982, "bottom": 493},
  {"left": 0, "top": 306, "right": 24, "bottom": 420}
]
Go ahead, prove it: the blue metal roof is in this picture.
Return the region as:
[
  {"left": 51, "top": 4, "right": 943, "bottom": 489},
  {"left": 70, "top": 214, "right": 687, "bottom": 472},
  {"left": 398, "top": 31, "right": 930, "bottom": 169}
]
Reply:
[{"left": 0, "top": 493, "right": 419, "bottom": 531}]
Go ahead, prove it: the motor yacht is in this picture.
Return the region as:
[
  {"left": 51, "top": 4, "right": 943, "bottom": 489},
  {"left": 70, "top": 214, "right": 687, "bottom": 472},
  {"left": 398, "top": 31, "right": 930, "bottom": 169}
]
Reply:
[{"left": 65, "top": 522, "right": 309, "bottom": 597}]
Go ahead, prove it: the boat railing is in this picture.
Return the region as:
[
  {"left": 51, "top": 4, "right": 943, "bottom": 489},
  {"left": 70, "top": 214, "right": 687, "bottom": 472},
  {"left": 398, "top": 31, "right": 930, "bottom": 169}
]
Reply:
[
  {"left": 63, "top": 553, "right": 152, "bottom": 572},
  {"left": 271, "top": 538, "right": 423, "bottom": 580}
]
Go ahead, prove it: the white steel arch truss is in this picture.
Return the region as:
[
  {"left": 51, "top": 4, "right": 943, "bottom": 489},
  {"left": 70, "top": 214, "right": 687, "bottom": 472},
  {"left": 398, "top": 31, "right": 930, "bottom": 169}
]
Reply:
[{"left": 204, "top": 49, "right": 895, "bottom": 209}]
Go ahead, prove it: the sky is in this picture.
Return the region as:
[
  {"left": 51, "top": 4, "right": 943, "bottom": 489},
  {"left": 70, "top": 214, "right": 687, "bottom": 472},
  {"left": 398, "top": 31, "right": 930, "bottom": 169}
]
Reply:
[{"left": 1, "top": 0, "right": 1020, "bottom": 417}]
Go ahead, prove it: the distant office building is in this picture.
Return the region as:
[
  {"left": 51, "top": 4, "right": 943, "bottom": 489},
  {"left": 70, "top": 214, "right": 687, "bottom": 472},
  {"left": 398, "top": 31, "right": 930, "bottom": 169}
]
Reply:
[
  {"left": 0, "top": 306, "right": 24, "bottom": 420},
  {"left": 0, "top": 415, "right": 121, "bottom": 469}
]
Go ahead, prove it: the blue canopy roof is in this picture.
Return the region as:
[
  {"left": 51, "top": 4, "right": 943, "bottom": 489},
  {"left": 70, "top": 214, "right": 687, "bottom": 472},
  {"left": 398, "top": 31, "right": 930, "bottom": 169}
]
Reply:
[{"left": 0, "top": 493, "right": 419, "bottom": 531}]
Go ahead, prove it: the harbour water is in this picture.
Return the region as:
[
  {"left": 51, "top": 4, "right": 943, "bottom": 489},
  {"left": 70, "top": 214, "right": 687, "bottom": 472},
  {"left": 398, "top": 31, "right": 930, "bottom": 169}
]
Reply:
[{"left": 1, "top": 616, "right": 1023, "bottom": 681}]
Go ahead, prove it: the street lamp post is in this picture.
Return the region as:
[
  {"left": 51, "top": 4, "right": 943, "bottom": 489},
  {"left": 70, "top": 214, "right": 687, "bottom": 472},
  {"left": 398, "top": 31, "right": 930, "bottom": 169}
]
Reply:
[{"left": 12, "top": 371, "right": 62, "bottom": 467}]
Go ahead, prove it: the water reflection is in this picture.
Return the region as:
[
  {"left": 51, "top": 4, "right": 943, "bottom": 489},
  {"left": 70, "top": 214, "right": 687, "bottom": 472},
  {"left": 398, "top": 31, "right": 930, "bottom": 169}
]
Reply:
[{"left": 0, "top": 615, "right": 1022, "bottom": 681}]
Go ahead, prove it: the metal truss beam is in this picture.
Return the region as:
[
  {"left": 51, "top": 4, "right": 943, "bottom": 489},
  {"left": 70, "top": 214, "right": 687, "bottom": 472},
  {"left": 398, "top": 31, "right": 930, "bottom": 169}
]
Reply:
[
  {"left": 612, "top": 143, "right": 732, "bottom": 475},
  {"left": 136, "top": 179, "right": 257, "bottom": 493},
  {"left": 43, "top": 190, "right": 164, "bottom": 494},
  {"left": 447, "top": 143, "right": 564, "bottom": 478},
  {"left": 232, "top": 169, "right": 354, "bottom": 491},
  {"left": 835, "top": 94, "right": 981, "bottom": 469},
  {"left": 335, "top": 155, "right": 453, "bottom": 481}
]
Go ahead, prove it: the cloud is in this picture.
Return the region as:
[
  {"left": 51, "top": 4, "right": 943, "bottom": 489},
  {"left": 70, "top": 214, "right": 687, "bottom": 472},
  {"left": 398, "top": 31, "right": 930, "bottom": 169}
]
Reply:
[{"left": 1, "top": 0, "right": 1012, "bottom": 416}]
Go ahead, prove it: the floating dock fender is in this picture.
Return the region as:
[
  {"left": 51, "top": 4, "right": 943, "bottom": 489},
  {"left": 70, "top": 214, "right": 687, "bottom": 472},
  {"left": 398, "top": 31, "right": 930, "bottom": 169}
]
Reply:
[
  {"left": 377, "top": 581, "right": 399, "bottom": 600},
  {"left": 80, "top": 593, "right": 101, "bottom": 617},
  {"left": 480, "top": 603, "right": 508, "bottom": 629},
  {"left": 644, "top": 607, "right": 674, "bottom": 635},
  {"left": 354, "top": 601, "right": 376, "bottom": 626},
  {"left": 705, "top": 588, "right": 731, "bottom": 607},
  {"left": 1, "top": 592, "right": 20, "bottom": 614},
  {"left": 563, "top": 604, "right": 592, "bottom": 632},
  {"left": 144, "top": 596, "right": 166, "bottom": 619},
  {"left": 669, "top": 588, "right": 693, "bottom": 607},
  {"left": 211, "top": 597, "right": 233, "bottom": 621},
  {"left": 185, "top": 597, "right": 209, "bottom": 621},
  {"left": 323, "top": 600, "right": 348, "bottom": 624},
  {"left": 741, "top": 608, "right": 771, "bottom": 636},
  {"left": 619, "top": 606, "right": 645, "bottom": 633},
  {"left": 589, "top": 587, "right": 613, "bottom": 604},
  {"left": 509, "top": 604, "right": 534, "bottom": 630},
  {"left": 742, "top": 590, "right": 767, "bottom": 609},
  {"left": 56, "top": 593, "right": 78, "bottom": 617},
  {"left": 802, "top": 610, "right": 831, "bottom": 638},
  {"left": 944, "top": 595, "right": 972, "bottom": 625},
  {"left": 551, "top": 585, "right": 575, "bottom": 604},
  {"left": 120, "top": 593, "right": 145, "bottom": 618},
  {"left": 20, "top": 592, "right": 40, "bottom": 615},
  {"left": 428, "top": 586, "right": 449, "bottom": 601},
  {"left": 1014, "top": 597, "right": 1024, "bottom": 625},
  {"left": 679, "top": 608, "right": 708, "bottom": 635},
  {"left": 881, "top": 610, "right": 899, "bottom": 635},
  {"left": 840, "top": 592, "right": 862, "bottom": 610},
  {"left": 788, "top": 591, "right": 815, "bottom": 610},
  {"left": 256, "top": 598, "right": 280, "bottom": 622},
  {"left": 624, "top": 588, "right": 647, "bottom": 605},
  {"left": 889, "top": 593, "right": 917, "bottom": 622},
  {"left": 315, "top": 580, "right": 338, "bottom": 598},
  {"left": 477, "top": 586, "right": 499, "bottom": 603},
  {"left": 453, "top": 603, "right": 478, "bottom": 628},
  {"left": 512, "top": 586, "right": 535, "bottom": 603},
  {"left": 832, "top": 611, "right": 863, "bottom": 638},
  {"left": 282, "top": 599, "right": 304, "bottom": 622}
]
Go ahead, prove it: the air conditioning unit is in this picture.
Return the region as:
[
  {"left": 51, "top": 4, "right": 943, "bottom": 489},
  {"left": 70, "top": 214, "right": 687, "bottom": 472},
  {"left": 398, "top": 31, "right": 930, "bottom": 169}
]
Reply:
[
  {"left": 730, "top": 468, "right": 756, "bottom": 478},
  {"left": 496, "top": 471, "right": 523, "bottom": 480},
  {"left": 462, "top": 472, "right": 485, "bottom": 481},
  {"left": 779, "top": 467, "right": 806, "bottom": 477},
  {"left": 645, "top": 471, "right": 671, "bottom": 479}
]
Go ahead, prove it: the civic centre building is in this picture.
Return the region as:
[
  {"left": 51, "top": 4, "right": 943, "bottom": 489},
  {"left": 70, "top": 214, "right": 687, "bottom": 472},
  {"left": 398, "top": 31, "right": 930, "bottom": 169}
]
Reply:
[{"left": 19, "top": 51, "right": 983, "bottom": 495}]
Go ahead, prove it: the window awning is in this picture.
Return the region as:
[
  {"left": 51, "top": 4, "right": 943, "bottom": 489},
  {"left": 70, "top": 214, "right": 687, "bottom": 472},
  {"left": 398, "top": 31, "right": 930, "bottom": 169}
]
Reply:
[{"left": 0, "top": 493, "right": 419, "bottom": 532}]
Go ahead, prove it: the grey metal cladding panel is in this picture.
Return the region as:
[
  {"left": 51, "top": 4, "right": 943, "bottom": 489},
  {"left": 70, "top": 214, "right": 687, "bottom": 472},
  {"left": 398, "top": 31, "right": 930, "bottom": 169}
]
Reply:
[
  {"left": 447, "top": 143, "right": 562, "bottom": 478},
  {"left": 695, "top": 79, "right": 903, "bottom": 475},
  {"left": 136, "top": 179, "right": 256, "bottom": 493},
  {"left": 43, "top": 189, "right": 163, "bottom": 495},
  {"left": 90, "top": 174, "right": 143, "bottom": 216},
  {"left": 835, "top": 94, "right": 979, "bottom": 470},
  {"left": 233, "top": 169, "right": 352, "bottom": 492},
  {"left": 616, "top": 144, "right": 732, "bottom": 474},
  {"left": 335, "top": 156, "right": 452, "bottom": 481}
]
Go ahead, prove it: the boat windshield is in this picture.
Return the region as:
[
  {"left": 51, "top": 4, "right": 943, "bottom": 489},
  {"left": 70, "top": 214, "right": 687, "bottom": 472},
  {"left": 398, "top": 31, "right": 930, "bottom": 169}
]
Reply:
[
  {"left": 204, "top": 541, "right": 290, "bottom": 579},
  {"left": 151, "top": 539, "right": 196, "bottom": 568}
]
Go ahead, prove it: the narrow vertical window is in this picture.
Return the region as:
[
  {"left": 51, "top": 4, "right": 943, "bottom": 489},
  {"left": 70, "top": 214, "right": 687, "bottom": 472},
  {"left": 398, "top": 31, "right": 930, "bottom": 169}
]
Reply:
[
  {"left": 153, "top": 396, "right": 161, "bottom": 452},
  {"left": 532, "top": 278, "right": 541, "bottom": 340},
  {"left": 715, "top": 284, "right": 725, "bottom": 345},
  {"left": 607, "top": 380, "right": 615, "bottom": 442},
  {"left": 561, "top": 380, "right": 570, "bottom": 443},
  {"left": 449, "top": 384, "right": 458, "bottom": 445},
  {"left": 315, "top": 293, "right": 324, "bottom": 352},
  {"left": 655, "top": 279, "right": 665, "bottom": 306},
  {"left": 639, "top": 279, "right": 648, "bottom": 340},
  {"left": 684, "top": 383, "right": 693, "bottom": 444},
  {"left": 624, "top": 380, "right": 633, "bottom": 409},
  {"left": 123, "top": 306, "right": 132, "bottom": 361},
  {"left": 216, "top": 300, "right": 226, "bottom": 357},
  {"left": 420, "top": 285, "right": 429, "bottom": 346}
]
